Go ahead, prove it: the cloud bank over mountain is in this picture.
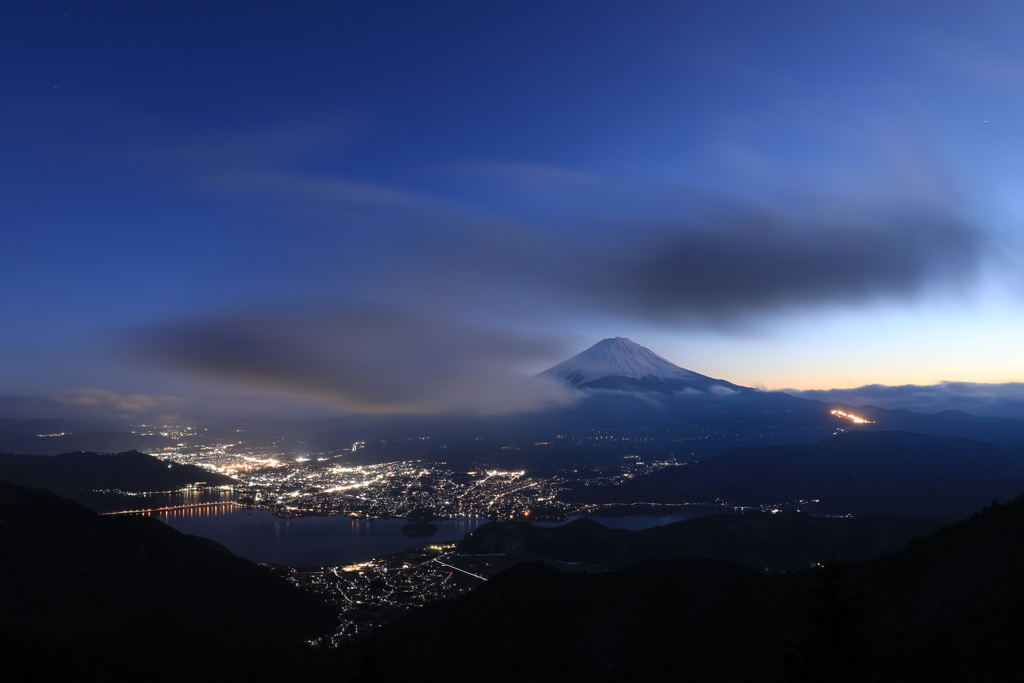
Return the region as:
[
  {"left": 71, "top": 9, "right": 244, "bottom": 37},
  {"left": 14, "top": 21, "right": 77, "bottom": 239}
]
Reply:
[{"left": 788, "top": 382, "right": 1024, "bottom": 420}]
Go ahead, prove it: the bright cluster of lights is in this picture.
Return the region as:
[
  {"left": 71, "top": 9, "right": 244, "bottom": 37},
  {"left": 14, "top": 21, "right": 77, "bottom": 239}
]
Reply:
[
  {"left": 342, "top": 561, "right": 374, "bottom": 572},
  {"left": 216, "top": 456, "right": 285, "bottom": 472},
  {"left": 321, "top": 475, "right": 384, "bottom": 494},
  {"left": 831, "top": 409, "right": 875, "bottom": 424}
]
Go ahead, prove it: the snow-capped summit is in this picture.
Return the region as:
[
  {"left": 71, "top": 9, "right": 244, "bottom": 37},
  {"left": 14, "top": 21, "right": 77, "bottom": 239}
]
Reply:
[
  {"left": 541, "top": 337, "right": 695, "bottom": 384},
  {"left": 539, "top": 337, "right": 746, "bottom": 394}
]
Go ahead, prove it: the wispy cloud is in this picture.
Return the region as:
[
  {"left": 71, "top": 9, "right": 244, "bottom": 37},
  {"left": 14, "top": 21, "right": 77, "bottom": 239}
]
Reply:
[{"left": 196, "top": 161, "right": 989, "bottom": 327}]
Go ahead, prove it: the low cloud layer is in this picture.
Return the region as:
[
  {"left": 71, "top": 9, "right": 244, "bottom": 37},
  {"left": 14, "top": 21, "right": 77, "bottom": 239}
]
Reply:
[
  {"left": 0, "top": 390, "right": 186, "bottom": 423},
  {"left": 788, "top": 382, "right": 1024, "bottom": 420},
  {"left": 52, "top": 389, "right": 168, "bottom": 415},
  {"left": 135, "top": 305, "right": 579, "bottom": 416},
  {"left": 0, "top": 391, "right": 351, "bottom": 423}
]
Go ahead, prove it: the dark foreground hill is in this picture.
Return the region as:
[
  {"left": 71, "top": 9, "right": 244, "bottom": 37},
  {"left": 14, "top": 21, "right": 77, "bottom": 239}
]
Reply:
[
  {"left": 562, "top": 430, "right": 1024, "bottom": 518},
  {"left": 0, "top": 479, "right": 337, "bottom": 683},
  {"left": 460, "top": 512, "right": 948, "bottom": 572},
  {"left": 354, "top": 494, "right": 1024, "bottom": 683},
  {"left": 0, "top": 450, "right": 234, "bottom": 512}
]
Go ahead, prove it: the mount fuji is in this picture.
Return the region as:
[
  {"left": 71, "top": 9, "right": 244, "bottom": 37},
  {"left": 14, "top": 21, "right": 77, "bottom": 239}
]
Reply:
[{"left": 539, "top": 337, "right": 748, "bottom": 395}]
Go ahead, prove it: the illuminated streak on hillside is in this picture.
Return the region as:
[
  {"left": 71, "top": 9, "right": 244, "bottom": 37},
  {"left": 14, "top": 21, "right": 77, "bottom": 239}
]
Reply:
[{"left": 831, "top": 409, "right": 875, "bottom": 424}]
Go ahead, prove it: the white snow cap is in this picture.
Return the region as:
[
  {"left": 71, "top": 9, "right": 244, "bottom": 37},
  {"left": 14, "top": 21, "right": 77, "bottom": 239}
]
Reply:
[{"left": 539, "top": 337, "right": 698, "bottom": 384}]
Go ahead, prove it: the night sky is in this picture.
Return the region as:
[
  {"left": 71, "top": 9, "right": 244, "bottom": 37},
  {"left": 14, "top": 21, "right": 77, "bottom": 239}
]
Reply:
[{"left": 4, "top": 1, "right": 1024, "bottom": 419}]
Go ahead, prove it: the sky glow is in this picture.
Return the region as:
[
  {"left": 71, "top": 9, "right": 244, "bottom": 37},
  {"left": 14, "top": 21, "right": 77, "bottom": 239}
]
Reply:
[{"left": 3, "top": 1, "right": 1024, "bottom": 419}]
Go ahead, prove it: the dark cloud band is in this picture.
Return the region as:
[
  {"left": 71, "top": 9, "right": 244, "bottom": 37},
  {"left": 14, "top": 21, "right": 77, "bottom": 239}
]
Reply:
[
  {"left": 134, "top": 305, "right": 578, "bottom": 416},
  {"left": 563, "top": 209, "right": 984, "bottom": 324}
]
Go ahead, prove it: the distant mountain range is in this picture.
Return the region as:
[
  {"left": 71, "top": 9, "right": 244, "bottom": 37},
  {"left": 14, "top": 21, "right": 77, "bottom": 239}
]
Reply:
[
  {"left": 299, "top": 339, "right": 1024, "bottom": 465},
  {"left": 0, "top": 425, "right": 174, "bottom": 456},
  {"left": 4, "top": 339, "right": 1024, "bottom": 468},
  {"left": 537, "top": 337, "right": 1024, "bottom": 444},
  {"left": 562, "top": 430, "right": 1024, "bottom": 518}
]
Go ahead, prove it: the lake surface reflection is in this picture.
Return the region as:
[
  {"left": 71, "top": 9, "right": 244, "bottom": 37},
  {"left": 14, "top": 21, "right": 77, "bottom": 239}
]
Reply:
[
  {"left": 144, "top": 492, "right": 720, "bottom": 567},
  {"left": 147, "top": 493, "right": 490, "bottom": 567},
  {"left": 534, "top": 508, "right": 717, "bottom": 531}
]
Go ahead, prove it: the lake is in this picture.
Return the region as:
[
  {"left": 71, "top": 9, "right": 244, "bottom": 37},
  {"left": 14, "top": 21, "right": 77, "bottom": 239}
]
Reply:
[
  {"left": 145, "top": 491, "right": 721, "bottom": 566},
  {"left": 150, "top": 500, "right": 490, "bottom": 567}
]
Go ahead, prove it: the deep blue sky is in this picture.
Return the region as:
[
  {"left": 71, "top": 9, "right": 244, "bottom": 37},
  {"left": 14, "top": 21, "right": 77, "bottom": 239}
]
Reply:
[{"left": 3, "top": 1, "right": 1024, "bottom": 419}]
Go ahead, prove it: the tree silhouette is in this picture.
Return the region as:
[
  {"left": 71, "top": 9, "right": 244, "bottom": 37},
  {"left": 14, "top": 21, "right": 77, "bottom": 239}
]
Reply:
[{"left": 778, "top": 557, "right": 867, "bottom": 682}]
